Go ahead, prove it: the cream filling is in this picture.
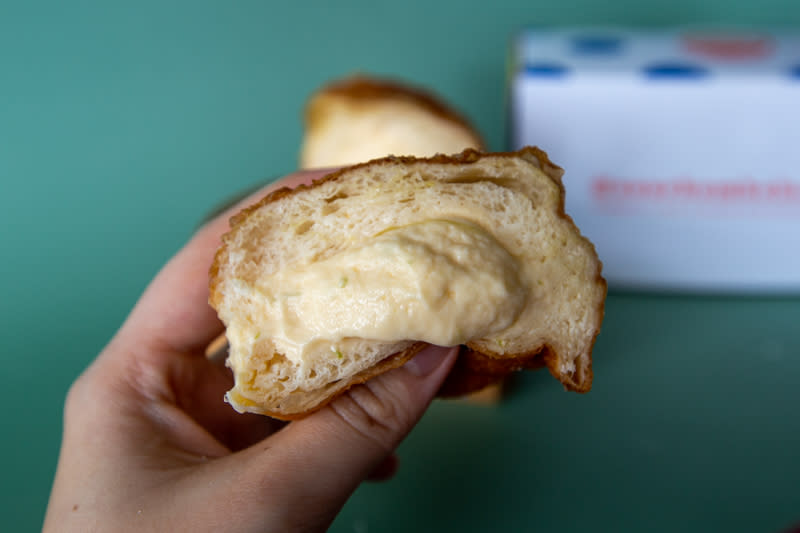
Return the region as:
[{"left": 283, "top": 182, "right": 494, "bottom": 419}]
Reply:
[{"left": 227, "top": 218, "right": 526, "bottom": 370}]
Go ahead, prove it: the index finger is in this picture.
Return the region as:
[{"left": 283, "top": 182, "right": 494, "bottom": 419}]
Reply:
[{"left": 117, "top": 168, "right": 334, "bottom": 356}]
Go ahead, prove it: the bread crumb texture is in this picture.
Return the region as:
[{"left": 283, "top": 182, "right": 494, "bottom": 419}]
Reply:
[{"left": 209, "top": 148, "right": 606, "bottom": 418}]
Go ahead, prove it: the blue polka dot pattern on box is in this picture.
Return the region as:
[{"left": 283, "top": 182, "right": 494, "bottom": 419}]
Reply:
[
  {"left": 516, "top": 29, "right": 800, "bottom": 82},
  {"left": 524, "top": 62, "right": 569, "bottom": 77},
  {"left": 643, "top": 62, "right": 710, "bottom": 79},
  {"left": 571, "top": 34, "right": 624, "bottom": 56}
]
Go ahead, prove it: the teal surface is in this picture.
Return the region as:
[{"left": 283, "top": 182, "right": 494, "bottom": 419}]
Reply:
[{"left": 2, "top": 1, "right": 800, "bottom": 531}]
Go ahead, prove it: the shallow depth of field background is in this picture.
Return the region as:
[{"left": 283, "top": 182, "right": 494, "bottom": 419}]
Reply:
[{"left": 2, "top": 2, "right": 799, "bottom": 531}]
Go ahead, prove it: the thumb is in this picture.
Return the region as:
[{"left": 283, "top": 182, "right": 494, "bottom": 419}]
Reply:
[{"left": 225, "top": 345, "right": 458, "bottom": 531}]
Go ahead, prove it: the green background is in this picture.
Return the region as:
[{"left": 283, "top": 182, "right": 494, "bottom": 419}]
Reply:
[{"left": 3, "top": 1, "right": 800, "bottom": 531}]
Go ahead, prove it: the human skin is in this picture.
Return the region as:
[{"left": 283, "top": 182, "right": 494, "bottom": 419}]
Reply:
[{"left": 43, "top": 170, "right": 458, "bottom": 532}]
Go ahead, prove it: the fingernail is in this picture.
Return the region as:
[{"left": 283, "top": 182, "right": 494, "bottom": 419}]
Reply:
[{"left": 404, "top": 345, "right": 456, "bottom": 376}]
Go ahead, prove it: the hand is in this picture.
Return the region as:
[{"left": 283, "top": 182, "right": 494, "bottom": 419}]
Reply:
[{"left": 43, "top": 170, "right": 458, "bottom": 533}]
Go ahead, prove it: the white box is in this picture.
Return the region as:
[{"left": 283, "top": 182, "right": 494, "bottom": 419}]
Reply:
[{"left": 509, "top": 28, "right": 800, "bottom": 291}]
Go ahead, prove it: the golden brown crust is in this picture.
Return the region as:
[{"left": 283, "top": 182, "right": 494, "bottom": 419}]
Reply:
[
  {"left": 305, "top": 75, "right": 485, "bottom": 150},
  {"left": 208, "top": 147, "right": 605, "bottom": 418},
  {"left": 252, "top": 343, "right": 428, "bottom": 420},
  {"left": 439, "top": 345, "right": 548, "bottom": 397}
]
